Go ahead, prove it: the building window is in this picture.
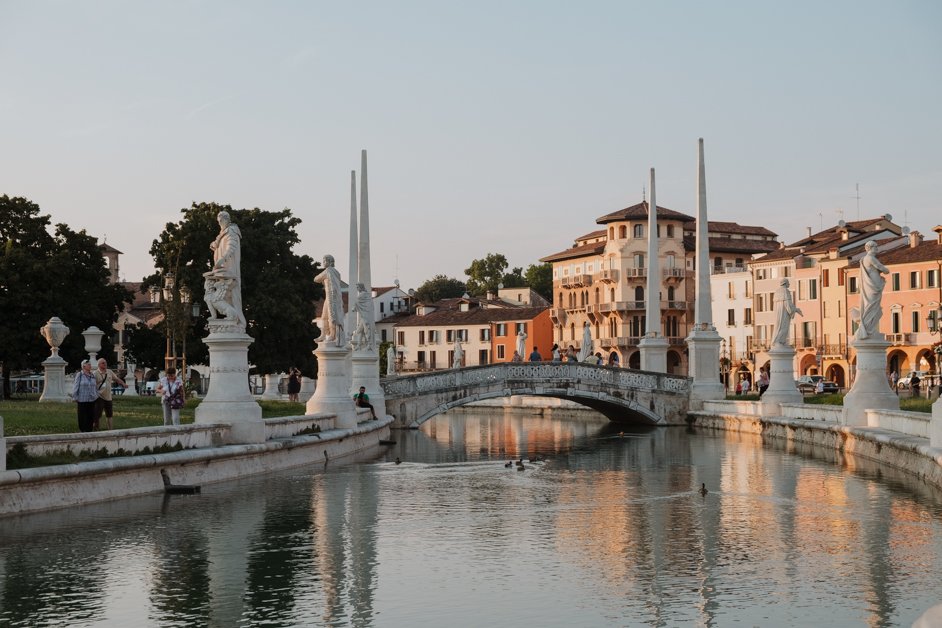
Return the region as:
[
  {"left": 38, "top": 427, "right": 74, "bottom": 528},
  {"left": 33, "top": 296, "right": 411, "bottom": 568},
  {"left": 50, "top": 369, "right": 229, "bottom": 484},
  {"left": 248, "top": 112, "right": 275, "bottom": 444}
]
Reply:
[
  {"left": 928, "top": 269, "right": 939, "bottom": 288},
  {"left": 727, "top": 282, "right": 734, "bottom": 298},
  {"left": 480, "top": 328, "right": 490, "bottom": 341},
  {"left": 397, "top": 331, "right": 405, "bottom": 345},
  {"left": 667, "top": 286, "right": 675, "bottom": 301},
  {"left": 635, "top": 286, "right": 644, "bottom": 301},
  {"left": 479, "top": 349, "right": 488, "bottom": 364},
  {"left": 633, "top": 253, "right": 644, "bottom": 269},
  {"left": 809, "top": 279, "right": 817, "bottom": 300},
  {"left": 744, "top": 308, "right": 753, "bottom": 325},
  {"left": 446, "top": 330, "right": 454, "bottom": 342},
  {"left": 892, "top": 273, "right": 900, "bottom": 291},
  {"left": 496, "top": 323, "right": 507, "bottom": 337},
  {"left": 380, "top": 302, "right": 385, "bottom": 313},
  {"left": 727, "top": 309, "right": 735, "bottom": 326},
  {"left": 891, "top": 311, "right": 901, "bottom": 334},
  {"left": 757, "top": 294, "right": 765, "bottom": 313},
  {"left": 667, "top": 225, "right": 675, "bottom": 238},
  {"left": 381, "top": 329, "right": 387, "bottom": 342},
  {"left": 619, "top": 225, "right": 628, "bottom": 239},
  {"left": 667, "top": 254, "right": 675, "bottom": 268},
  {"left": 515, "top": 322, "right": 526, "bottom": 335},
  {"left": 497, "top": 345, "right": 505, "bottom": 360},
  {"left": 714, "top": 256, "right": 722, "bottom": 269},
  {"left": 419, "top": 330, "right": 425, "bottom": 345},
  {"left": 910, "top": 271, "right": 921, "bottom": 289},
  {"left": 912, "top": 311, "right": 920, "bottom": 333},
  {"left": 745, "top": 281, "right": 752, "bottom": 297},
  {"left": 848, "top": 276, "right": 858, "bottom": 293},
  {"left": 822, "top": 268, "right": 830, "bottom": 288},
  {"left": 735, "top": 258, "right": 744, "bottom": 267},
  {"left": 633, "top": 224, "right": 644, "bottom": 238}
]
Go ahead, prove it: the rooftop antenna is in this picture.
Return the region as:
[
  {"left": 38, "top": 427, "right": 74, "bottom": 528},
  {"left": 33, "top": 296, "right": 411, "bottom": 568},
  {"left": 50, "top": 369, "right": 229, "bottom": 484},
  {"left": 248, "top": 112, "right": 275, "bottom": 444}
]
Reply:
[
  {"left": 819, "top": 211, "right": 823, "bottom": 231},
  {"left": 854, "top": 183, "right": 861, "bottom": 220},
  {"left": 642, "top": 185, "right": 646, "bottom": 203}
]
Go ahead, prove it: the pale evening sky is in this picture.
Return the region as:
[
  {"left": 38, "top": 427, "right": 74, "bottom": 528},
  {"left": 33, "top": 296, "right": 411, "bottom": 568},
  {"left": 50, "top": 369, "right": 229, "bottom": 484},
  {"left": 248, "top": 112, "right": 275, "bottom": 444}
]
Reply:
[{"left": 1, "top": 1, "right": 939, "bottom": 292}]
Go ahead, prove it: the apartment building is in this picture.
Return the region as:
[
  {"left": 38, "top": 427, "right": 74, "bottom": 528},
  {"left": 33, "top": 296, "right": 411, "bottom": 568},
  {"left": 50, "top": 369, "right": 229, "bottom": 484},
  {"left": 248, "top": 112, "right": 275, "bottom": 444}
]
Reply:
[
  {"left": 541, "top": 201, "right": 776, "bottom": 375},
  {"left": 391, "top": 297, "right": 551, "bottom": 371}
]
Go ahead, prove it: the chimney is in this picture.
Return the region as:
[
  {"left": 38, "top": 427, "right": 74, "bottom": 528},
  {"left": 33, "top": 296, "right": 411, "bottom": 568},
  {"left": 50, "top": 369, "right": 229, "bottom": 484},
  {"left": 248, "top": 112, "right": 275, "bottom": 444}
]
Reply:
[
  {"left": 806, "top": 227, "right": 812, "bottom": 237},
  {"left": 909, "top": 231, "right": 923, "bottom": 248},
  {"left": 934, "top": 225, "right": 942, "bottom": 245}
]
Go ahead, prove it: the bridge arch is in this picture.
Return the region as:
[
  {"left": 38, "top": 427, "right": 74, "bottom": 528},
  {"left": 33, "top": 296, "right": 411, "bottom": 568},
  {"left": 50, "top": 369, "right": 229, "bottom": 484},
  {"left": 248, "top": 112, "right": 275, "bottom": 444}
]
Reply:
[{"left": 382, "top": 363, "right": 690, "bottom": 429}]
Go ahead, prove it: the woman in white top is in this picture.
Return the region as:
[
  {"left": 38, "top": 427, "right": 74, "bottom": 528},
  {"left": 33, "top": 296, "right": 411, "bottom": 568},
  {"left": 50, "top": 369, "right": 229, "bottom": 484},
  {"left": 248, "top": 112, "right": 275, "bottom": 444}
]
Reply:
[{"left": 155, "top": 367, "right": 184, "bottom": 426}]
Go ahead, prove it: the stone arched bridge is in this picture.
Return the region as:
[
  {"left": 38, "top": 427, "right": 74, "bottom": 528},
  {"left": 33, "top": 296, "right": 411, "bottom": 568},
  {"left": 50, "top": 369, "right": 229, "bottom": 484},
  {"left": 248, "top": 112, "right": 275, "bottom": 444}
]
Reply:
[{"left": 381, "top": 362, "right": 691, "bottom": 428}]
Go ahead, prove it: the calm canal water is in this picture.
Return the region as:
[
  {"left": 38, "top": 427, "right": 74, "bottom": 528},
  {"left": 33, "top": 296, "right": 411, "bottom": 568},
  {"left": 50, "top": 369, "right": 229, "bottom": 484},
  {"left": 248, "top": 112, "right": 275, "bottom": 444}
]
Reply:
[{"left": 2, "top": 407, "right": 942, "bottom": 627}]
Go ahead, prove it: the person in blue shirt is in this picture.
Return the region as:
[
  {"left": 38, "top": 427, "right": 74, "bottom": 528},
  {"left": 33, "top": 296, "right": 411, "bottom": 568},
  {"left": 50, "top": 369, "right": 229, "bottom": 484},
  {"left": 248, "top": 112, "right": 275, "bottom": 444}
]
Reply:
[
  {"left": 71, "top": 360, "right": 98, "bottom": 432},
  {"left": 529, "top": 347, "right": 542, "bottom": 362}
]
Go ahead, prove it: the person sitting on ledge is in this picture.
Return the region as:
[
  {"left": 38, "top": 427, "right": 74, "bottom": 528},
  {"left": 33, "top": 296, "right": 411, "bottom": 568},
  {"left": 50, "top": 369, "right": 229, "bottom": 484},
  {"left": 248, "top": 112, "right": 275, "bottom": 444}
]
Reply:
[{"left": 353, "top": 386, "right": 378, "bottom": 419}]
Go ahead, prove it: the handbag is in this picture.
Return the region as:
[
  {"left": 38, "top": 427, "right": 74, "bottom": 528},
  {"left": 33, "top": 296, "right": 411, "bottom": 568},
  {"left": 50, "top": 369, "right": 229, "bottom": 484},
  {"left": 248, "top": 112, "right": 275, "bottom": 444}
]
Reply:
[{"left": 168, "top": 382, "right": 185, "bottom": 410}]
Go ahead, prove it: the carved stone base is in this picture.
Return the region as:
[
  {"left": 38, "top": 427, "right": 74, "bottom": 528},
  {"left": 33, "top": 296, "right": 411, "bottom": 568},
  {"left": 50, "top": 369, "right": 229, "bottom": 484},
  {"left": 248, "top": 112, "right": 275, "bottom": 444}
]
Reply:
[
  {"left": 843, "top": 337, "right": 898, "bottom": 426},
  {"left": 195, "top": 330, "right": 262, "bottom": 442},
  {"left": 260, "top": 373, "right": 283, "bottom": 400},
  {"left": 306, "top": 345, "right": 356, "bottom": 429},
  {"left": 685, "top": 327, "right": 724, "bottom": 409},
  {"left": 639, "top": 334, "right": 668, "bottom": 374},
  {"left": 351, "top": 349, "right": 386, "bottom": 418},
  {"left": 299, "top": 376, "right": 316, "bottom": 403},
  {"left": 762, "top": 345, "right": 803, "bottom": 415},
  {"left": 39, "top": 355, "right": 70, "bottom": 403}
]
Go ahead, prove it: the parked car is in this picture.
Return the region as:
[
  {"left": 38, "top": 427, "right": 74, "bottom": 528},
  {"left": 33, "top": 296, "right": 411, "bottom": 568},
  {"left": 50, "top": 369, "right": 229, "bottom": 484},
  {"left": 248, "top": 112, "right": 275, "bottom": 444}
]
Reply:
[
  {"left": 896, "top": 371, "right": 929, "bottom": 390},
  {"left": 796, "top": 375, "right": 839, "bottom": 394}
]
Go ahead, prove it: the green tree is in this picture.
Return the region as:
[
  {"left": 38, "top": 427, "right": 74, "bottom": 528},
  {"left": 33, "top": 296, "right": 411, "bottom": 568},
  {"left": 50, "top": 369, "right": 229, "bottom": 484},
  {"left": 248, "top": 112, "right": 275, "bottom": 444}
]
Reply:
[
  {"left": 0, "top": 195, "right": 131, "bottom": 396},
  {"left": 145, "top": 203, "right": 322, "bottom": 377},
  {"left": 464, "top": 253, "right": 511, "bottom": 297},
  {"left": 524, "top": 262, "right": 553, "bottom": 300},
  {"left": 414, "top": 274, "right": 466, "bottom": 303},
  {"left": 124, "top": 321, "right": 168, "bottom": 373}
]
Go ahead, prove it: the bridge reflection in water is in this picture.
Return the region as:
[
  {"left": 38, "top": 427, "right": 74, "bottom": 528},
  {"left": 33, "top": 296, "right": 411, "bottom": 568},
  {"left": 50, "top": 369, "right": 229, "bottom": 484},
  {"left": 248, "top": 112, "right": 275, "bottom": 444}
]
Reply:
[
  {"left": 1, "top": 409, "right": 941, "bottom": 627},
  {"left": 382, "top": 362, "right": 692, "bottom": 428}
]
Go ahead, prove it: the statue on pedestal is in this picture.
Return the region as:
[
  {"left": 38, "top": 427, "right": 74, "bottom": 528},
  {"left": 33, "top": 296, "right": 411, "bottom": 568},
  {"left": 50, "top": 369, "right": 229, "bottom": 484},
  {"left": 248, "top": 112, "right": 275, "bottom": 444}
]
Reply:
[
  {"left": 854, "top": 240, "right": 890, "bottom": 341},
  {"left": 204, "top": 211, "right": 246, "bottom": 328},
  {"left": 516, "top": 329, "right": 527, "bottom": 358},
  {"left": 452, "top": 338, "right": 464, "bottom": 368},
  {"left": 771, "top": 278, "right": 802, "bottom": 347},
  {"left": 386, "top": 344, "right": 397, "bottom": 376},
  {"left": 351, "top": 282, "right": 375, "bottom": 351},
  {"left": 578, "top": 322, "right": 593, "bottom": 361},
  {"left": 315, "top": 254, "right": 346, "bottom": 348}
]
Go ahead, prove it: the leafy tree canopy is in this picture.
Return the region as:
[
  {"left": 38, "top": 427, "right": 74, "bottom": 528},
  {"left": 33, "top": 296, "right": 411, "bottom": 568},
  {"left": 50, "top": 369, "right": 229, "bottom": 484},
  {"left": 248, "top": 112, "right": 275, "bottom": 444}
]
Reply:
[
  {"left": 524, "top": 262, "right": 553, "bottom": 300},
  {"left": 139, "top": 202, "right": 322, "bottom": 377},
  {"left": 0, "top": 195, "right": 131, "bottom": 394},
  {"left": 414, "top": 275, "right": 466, "bottom": 303},
  {"left": 464, "top": 253, "right": 511, "bottom": 297}
]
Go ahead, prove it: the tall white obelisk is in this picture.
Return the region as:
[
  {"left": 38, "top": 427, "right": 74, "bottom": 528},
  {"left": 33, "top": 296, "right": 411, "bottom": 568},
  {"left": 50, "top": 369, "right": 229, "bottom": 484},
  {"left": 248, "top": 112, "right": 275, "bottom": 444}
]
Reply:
[
  {"left": 350, "top": 149, "right": 386, "bottom": 416},
  {"left": 346, "top": 170, "right": 359, "bottom": 336},
  {"left": 685, "top": 138, "right": 725, "bottom": 407},
  {"left": 639, "top": 168, "right": 668, "bottom": 372}
]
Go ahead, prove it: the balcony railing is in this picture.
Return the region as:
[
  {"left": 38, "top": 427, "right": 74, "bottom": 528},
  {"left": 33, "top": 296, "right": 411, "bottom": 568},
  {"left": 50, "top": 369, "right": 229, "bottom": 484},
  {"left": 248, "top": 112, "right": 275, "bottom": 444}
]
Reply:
[
  {"left": 819, "top": 344, "right": 847, "bottom": 357},
  {"left": 662, "top": 268, "right": 686, "bottom": 278},
  {"left": 710, "top": 265, "right": 748, "bottom": 275},
  {"left": 561, "top": 274, "right": 593, "bottom": 288},
  {"left": 887, "top": 333, "right": 912, "bottom": 345},
  {"left": 663, "top": 300, "right": 690, "bottom": 310},
  {"left": 550, "top": 308, "right": 567, "bottom": 324},
  {"left": 625, "top": 267, "right": 647, "bottom": 279},
  {"left": 598, "top": 269, "right": 619, "bottom": 283}
]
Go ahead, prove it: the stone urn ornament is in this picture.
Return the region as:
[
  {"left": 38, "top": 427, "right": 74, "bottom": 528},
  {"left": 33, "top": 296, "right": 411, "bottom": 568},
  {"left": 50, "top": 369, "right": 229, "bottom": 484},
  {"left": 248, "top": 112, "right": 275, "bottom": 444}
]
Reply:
[
  {"left": 82, "top": 326, "right": 105, "bottom": 363},
  {"left": 40, "top": 316, "right": 70, "bottom": 357}
]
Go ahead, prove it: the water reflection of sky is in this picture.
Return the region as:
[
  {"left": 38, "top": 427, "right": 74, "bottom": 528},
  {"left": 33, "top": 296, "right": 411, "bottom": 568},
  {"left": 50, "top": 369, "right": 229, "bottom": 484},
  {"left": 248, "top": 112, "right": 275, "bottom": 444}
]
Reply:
[{"left": 1, "top": 406, "right": 941, "bottom": 627}]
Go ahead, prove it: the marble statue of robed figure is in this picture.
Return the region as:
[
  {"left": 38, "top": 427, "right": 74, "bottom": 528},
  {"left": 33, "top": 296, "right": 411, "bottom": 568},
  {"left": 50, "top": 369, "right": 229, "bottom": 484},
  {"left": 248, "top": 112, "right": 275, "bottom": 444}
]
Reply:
[
  {"left": 204, "top": 210, "right": 246, "bottom": 328},
  {"left": 315, "top": 254, "right": 346, "bottom": 348},
  {"left": 854, "top": 240, "right": 889, "bottom": 341},
  {"left": 771, "top": 278, "right": 802, "bottom": 347}
]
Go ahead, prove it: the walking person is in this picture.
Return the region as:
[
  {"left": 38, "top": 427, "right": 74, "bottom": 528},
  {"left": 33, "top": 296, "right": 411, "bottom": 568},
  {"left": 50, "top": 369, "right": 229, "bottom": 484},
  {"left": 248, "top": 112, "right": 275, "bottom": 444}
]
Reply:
[
  {"left": 71, "top": 360, "right": 98, "bottom": 432},
  {"left": 93, "top": 358, "right": 126, "bottom": 431},
  {"left": 353, "top": 386, "right": 378, "bottom": 419},
  {"left": 911, "top": 373, "right": 921, "bottom": 398},
  {"left": 156, "top": 367, "right": 184, "bottom": 426}
]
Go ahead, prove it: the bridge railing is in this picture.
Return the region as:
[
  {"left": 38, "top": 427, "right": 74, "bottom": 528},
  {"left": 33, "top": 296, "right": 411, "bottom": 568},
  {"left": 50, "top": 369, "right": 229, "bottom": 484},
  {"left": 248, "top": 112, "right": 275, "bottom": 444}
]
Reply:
[{"left": 383, "top": 362, "right": 691, "bottom": 397}]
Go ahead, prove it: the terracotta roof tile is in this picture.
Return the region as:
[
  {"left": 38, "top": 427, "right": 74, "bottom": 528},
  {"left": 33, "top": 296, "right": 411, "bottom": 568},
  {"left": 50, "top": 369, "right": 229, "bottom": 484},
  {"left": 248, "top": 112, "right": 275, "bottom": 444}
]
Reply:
[
  {"left": 540, "top": 240, "right": 606, "bottom": 263},
  {"left": 596, "top": 201, "right": 695, "bottom": 224}
]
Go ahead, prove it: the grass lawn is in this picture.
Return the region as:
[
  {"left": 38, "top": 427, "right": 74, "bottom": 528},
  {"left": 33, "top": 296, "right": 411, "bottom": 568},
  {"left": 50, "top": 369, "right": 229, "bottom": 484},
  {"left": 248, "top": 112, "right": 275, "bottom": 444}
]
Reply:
[{"left": 0, "top": 395, "right": 307, "bottom": 437}]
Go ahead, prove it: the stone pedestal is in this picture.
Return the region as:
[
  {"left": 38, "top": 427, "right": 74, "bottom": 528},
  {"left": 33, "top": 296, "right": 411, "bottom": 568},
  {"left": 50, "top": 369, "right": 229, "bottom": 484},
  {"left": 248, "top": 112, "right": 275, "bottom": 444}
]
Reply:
[
  {"left": 299, "top": 376, "right": 316, "bottom": 403},
  {"left": 930, "top": 396, "right": 942, "bottom": 449},
  {"left": 685, "top": 326, "right": 725, "bottom": 409},
  {"left": 260, "top": 373, "right": 283, "bottom": 400},
  {"left": 762, "top": 344, "right": 803, "bottom": 415},
  {"left": 195, "top": 327, "right": 263, "bottom": 443},
  {"left": 639, "top": 334, "right": 668, "bottom": 374},
  {"left": 123, "top": 363, "right": 139, "bottom": 397},
  {"left": 39, "top": 355, "right": 70, "bottom": 403},
  {"left": 351, "top": 349, "right": 386, "bottom": 419},
  {"left": 306, "top": 345, "right": 357, "bottom": 428},
  {"left": 843, "top": 337, "right": 898, "bottom": 426}
]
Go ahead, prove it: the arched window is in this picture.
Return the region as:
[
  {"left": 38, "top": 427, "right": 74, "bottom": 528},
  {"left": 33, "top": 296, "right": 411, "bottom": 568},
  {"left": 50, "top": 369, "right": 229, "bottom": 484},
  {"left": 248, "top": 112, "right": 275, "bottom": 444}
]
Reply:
[
  {"left": 609, "top": 227, "right": 615, "bottom": 239},
  {"left": 570, "top": 323, "right": 575, "bottom": 340},
  {"left": 633, "top": 224, "right": 644, "bottom": 238},
  {"left": 610, "top": 288, "right": 615, "bottom": 302},
  {"left": 595, "top": 287, "right": 600, "bottom": 303},
  {"left": 667, "top": 286, "right": 675, "bottom": 301},
  {"left": 619, "top": 225, "right": 627, "bottom": 239}
]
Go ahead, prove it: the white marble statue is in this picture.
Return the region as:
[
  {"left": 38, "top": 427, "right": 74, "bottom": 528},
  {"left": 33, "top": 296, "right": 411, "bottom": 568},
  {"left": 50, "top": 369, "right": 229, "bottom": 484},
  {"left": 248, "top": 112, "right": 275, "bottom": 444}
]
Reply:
[
  {"left": 452, "top": 338, "right": 464, "bottom": 368},
  {"left": 578, "top": 322, "right": 593, "bottom": 361},
  {"left": 386, "top": 344, "right": 397, "bottom": 376},
  {"left": 351, "top": 282, "right": 376, "bottom": 350},
  {"left": 314, "top": 254, "right": 346, "bottom": 347},
  {"left": 771, "top": 278, "right": 802, "bottom": 347},
  {"left": 855, "top": 240, "right": 890, "bottom": 341},
  {"left": 516, "top": 330, "right": 527, "bottom": 358},
  {"left": 204, "top": 210, "right": 246, "bottom": 327}
]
